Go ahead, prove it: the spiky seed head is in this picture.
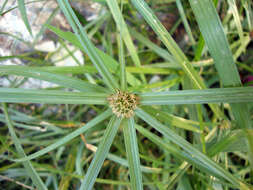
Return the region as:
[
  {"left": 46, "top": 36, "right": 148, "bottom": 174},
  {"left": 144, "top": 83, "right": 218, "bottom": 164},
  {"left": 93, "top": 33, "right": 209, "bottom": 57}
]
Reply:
[{"left": 107, "top": 90, "right": 139, "bottom": 118}]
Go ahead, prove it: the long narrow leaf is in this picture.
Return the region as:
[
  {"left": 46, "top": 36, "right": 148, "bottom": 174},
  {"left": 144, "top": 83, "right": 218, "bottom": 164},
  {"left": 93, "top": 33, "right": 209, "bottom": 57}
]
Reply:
[
  {"left": 13, "top": 109, "right": 112, "bottom": 162},
  {"left": 0, "top": 88, "right": 107, "bottom": 105},
  {"left": 57, "top": 0, "right": 118, "bottom": 91},
  {"left": 80, "top": 116, "right": 122, "bottom": 190},
  {"left": 130, "top": 0, "right": 223, "bottom": 118},
  {"left": 117, "top": 34, "right": 127, "bottom": 91},
  {"left": 134, "top": 124, "right": 233, "bottom": 184},
  {"left": 140, "top": 87, "right": 253, "bottom": 105},
  {"left": 135, "top": 108, "right": 249, "bottom": 189},
  {"left": 0, "top": 66, "right": 107, "bottom": 93},
  {"left": 47, "top": 25, "right": 141, "bottom": 87},
  {"left": 188, "top": 0, "right": 253, "bottom": 169},
  {"left": 2, "top": 103, "right": 47, "bottom": 190},
  {"left": 123, "top": 118, "right": 143, "bottom": 190},
  {"left": 18, "top": 0, "right": 33, "bottom": 36},
  {"left": 106, "top": 0, "right": 146, "bottom": 83}
]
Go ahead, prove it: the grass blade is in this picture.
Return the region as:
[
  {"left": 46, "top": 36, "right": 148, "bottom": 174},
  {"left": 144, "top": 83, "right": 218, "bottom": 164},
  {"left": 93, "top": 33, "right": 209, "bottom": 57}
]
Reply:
[
  {"left": 228, "top": 0, "right": 244, "bottom": 42},
  {"left": 13, "top": 109, "right": 112, "bottom": 162},
  {"left": 140, "top": 87, "right": 253, "bottom": 105},
  {"left": 2, "top": 103, "right": 47, "bottom": 190},
  {"left": 188, "top": 0, "right": 241, "bottom": 87},
  {"left": 135, "top": 108, "right": 249, "bottom": 189},
  {"left": 117, "top": 33, "right": 127, "bottom": 91},
  {"left": 175, "top": 0, "right": 195, "bottom": 45},
  {"left": 142, "top": 106, "right": 201, "bottom": 133},
  {"left": 86, "top": 143, "right": 162, "bottom": 174},
  {"left": 0, "top": 66, "right": 108, "bottom": 93},
  {"left": 0, "top": 88, "right": 108, "bottom": 105},
  {"left": 123, "top": 118, "right": 143, "bottom": 190},
  {"left": 129, "top": 28, "right": 176, "bottom": 64},
  {"left": 47, "top": 25, "right": 141, "bottom": 87},
  {"left": 106, "top": 0, "right": 146, "bottom": 83},
  {"left": 80, "top": 116, "right": 122, "bottom": 190},
  {"left": 134, "top": 124, "right": 234, "bottom": 185},
  {"left": 130, "top": 0, "right": 223, "bottom": 119},
  {"left": 130, "top": 0, "right": 203, "bottom": 88},
  {"left": 18, "top": 0, "right": 33, "bottom": 36},
  {"left": 57, "top": 0, "right": 119, "bottom": 91},
  {"left": 188, "top": 0, "right": 253, "bottom": 169}
]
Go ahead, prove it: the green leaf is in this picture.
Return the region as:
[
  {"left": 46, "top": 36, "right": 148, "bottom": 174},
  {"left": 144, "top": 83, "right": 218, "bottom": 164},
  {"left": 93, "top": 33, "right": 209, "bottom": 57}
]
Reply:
[
  {"left": 86, "top": 143, "right": 162, "bottom": 173},
  {"left": 188, "top": 0, "right": 252, "bottom": 169},
  {"left": 135, "top": 108, "right": 248, "bottom": 189},
  {"left": 0, "top": 88, "right": 108, "bottom": 105},
  {"left": 134, "top": 124, "right": 231, "bottom": 184},
  {"left": 80, "top": 116, "right": 122, "bottom": 190},
  {"left": 18, "top": 0, "right": 33, "bottom": 36},
  {"left": 123, "top": 118, "right": 143, "bottom": 190},
  {"left": 47, "top": 25, "right": 141, "bottom": 87},
  {"left": 188, "top": 0, "right": 240, "bottom": 87},
  {"left": 0, "top": 66, "right": 108, "bottom": 93},
  {"left": 140, "top": 87, "right": 253, "bottom": 105},
  {"left": 228, "top": 0, "right": 244, "bottom": 42},
  {"left": 106, "top": 0, "right": 146, "bottom": 83},
  {"left": 129, "top": 28, "right": 176, "bottom": 64},
  {"left": 142, "top": 107, "right": 202, "bottom": 133},
  {"left": 116, "top": 33, "right": 127, "bottom": 91},
  {"left": 175, "top": 0, "right": 195, "bottom": 45},
  {"left": 130, "top": 0, "right": 224, "bottom": 119},
  {"left": 57, "top": 0, "right": 118, "bottom": 91},
  {"left": 2, "top": 103, "right": 47, "bottom": 190},
  {"left": 13, "top": 109, "right": 112, "bottom": 162}
]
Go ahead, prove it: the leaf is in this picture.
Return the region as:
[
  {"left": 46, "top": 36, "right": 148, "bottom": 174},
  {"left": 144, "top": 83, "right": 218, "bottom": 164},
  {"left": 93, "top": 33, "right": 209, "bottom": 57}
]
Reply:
[
  {"left": 57, "top": 0, "right": 118, "bottom": 91},
  {"left": 2, "top": 103, "right": 47, "bottom": 190},
  {"left": 18, "top": 0, "right": 33, "bottom": 36},
  {"left": 130, "top": 0, "right": 224, "bottom": 119},
  {"left": 135, "top": 108, "right": 247, "bottom": 188},
  {"left": 47, "top": 25, "right": 141, "bottom": 87},
  {"left": 123, "top": 118, "right": 143, "bottom": 190},
  {"left": 142, "top": 107, "right": 202, "bottom": 133},
  {"left": 188, "top": 0, "right": 253, "bottom": 169},
  {"left": 13, "top": 109, "right": 112, "bottom": 162},
  {"left": 106, "top": 0, "right": 146, "bottom": 83},
  {"left": 139, "top": 87, "right": 253, "bottom": 105},
  {"left": 0, "top": 66, "right": 108, "bottom": 93},
  {"left": 79, "top": 116, "right": 122, "bottom": 190},
  {"left": 0, "top": 88, "right": 108, "bottom": 105}
]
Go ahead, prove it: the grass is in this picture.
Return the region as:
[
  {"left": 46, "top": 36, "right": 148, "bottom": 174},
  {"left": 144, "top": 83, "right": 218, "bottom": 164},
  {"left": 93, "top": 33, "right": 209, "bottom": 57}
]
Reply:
[{"left": 0, "top": 0, "right": 252, "bottom": 189}]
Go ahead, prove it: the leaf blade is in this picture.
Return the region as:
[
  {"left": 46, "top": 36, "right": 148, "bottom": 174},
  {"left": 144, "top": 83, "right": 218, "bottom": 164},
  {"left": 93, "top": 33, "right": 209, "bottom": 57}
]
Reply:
[
  {"left": 80, "top": 116, "right": 122, "bottom": 190},
  {"left": 135, "top": 108, "right": 246, "bottom": 188},
  {"left": 140, "top": 87, "right": 253, "bottom": 105},
  {"left": 0, "top": 66, "right": 107, "bottom": 93},
  {"left": 13, "top": 109, "right": 112, "bottom": 162},
  {"left": 2, "top": 103, "right": 47, "bottom": 190},
  {"left": 0, "top": 88, "right": 107, "bottom": 105},
  {"left": 123, "top": 118, "right": 143, "bottom": 190},
  {"left": 18, "top": 0, "right": 33, "bottom": 36},
  {"left": 57, "top": 0, "right": 118, "bottom": 91}
]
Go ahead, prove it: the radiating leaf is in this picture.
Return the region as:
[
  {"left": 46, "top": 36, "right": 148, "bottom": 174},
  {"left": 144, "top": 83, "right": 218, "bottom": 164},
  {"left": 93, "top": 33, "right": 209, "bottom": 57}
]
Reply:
[
  {"left": 0, "top": 66, "right": 107, "bottom": 93},
  {"left": 123, "top": 118, "right": 143, "bottom": 190},
  {"left": 140, "top": 87, "right": 253, "bottom": 105},
  {"left": 13, "top": 109, "right": 112, "bottom": 162},
  {"left": 79, "top": 116, "right": 122, "bottom": 190},
  {"left": 57, "top": 0, "right": 118, "bottom": 91},
  {"left": 2, "top": 103, "right": 47, "bottom": 190},
  {"left": 0, "top": 88, "right": 108, "bottom": 105}
]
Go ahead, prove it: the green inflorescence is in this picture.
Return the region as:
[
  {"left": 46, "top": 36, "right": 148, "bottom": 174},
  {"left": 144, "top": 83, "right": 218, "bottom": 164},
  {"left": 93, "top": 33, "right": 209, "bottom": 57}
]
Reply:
[{"left": 107, "top": 90, "right": 139, "bottom": 118}]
